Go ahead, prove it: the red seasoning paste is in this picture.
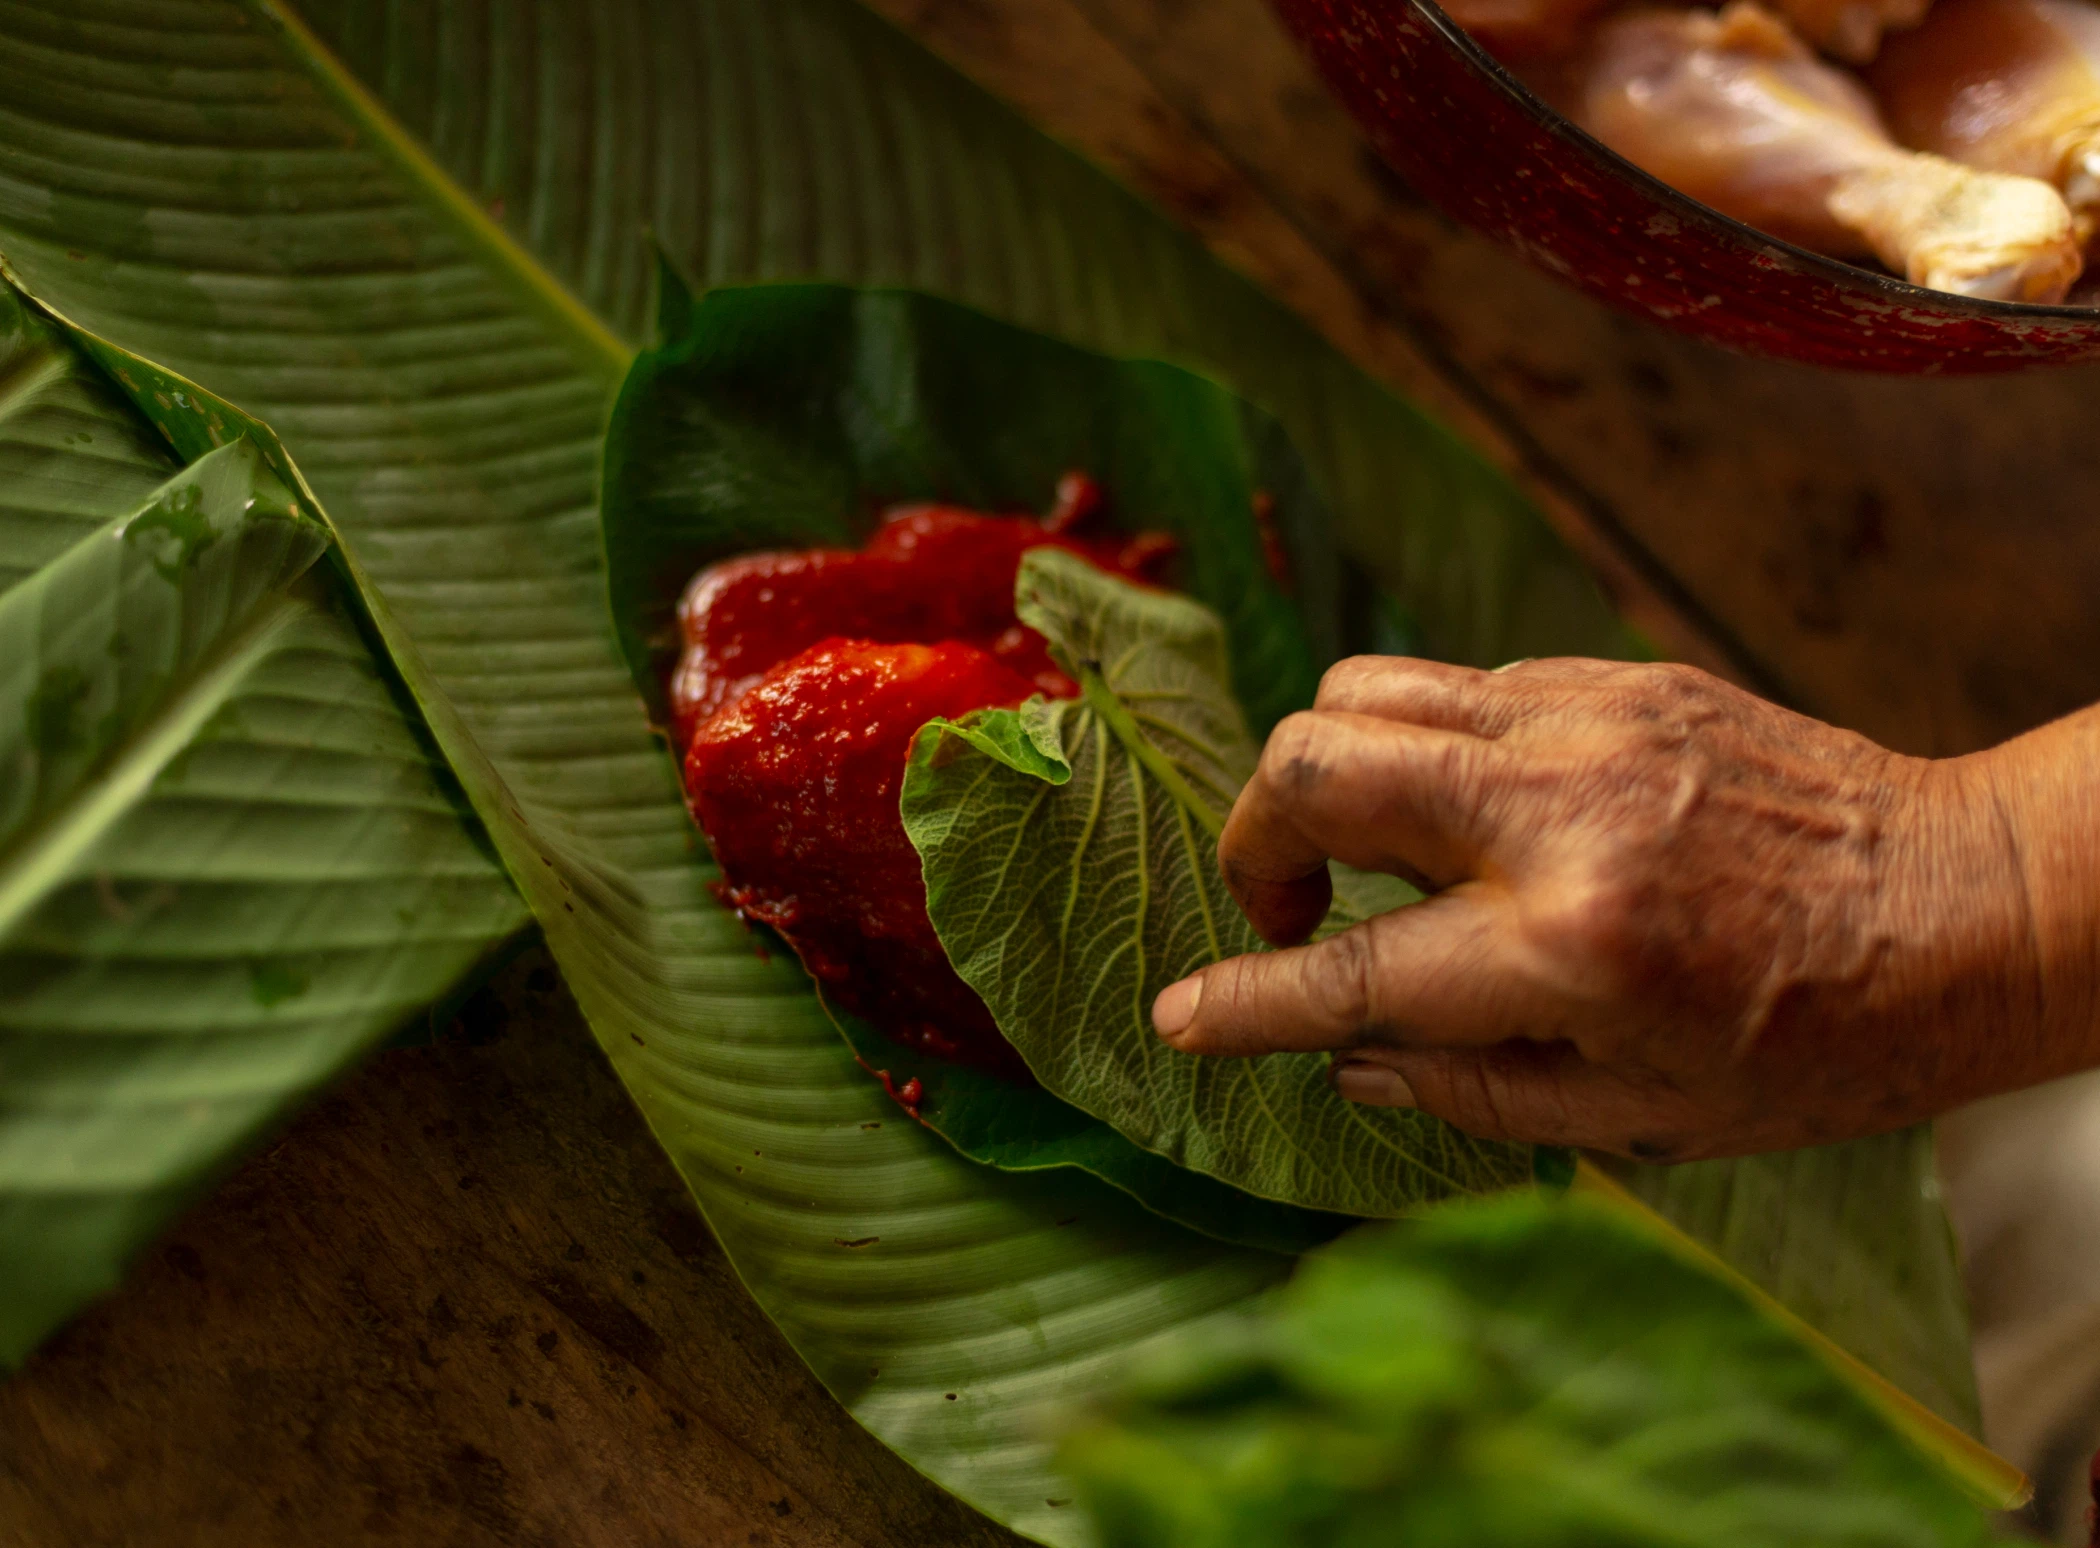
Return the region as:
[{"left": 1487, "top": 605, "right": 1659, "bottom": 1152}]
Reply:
[{"left": 673, "top": 474, "right": 1173, "bottom": 1080}]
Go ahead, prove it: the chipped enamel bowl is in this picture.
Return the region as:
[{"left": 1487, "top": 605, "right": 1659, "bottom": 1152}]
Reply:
[{"left": 1273, "top": 0, "right": 2100, "bottom": 371}]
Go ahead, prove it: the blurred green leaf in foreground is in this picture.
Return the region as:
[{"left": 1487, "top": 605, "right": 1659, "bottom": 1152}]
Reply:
[{"left": 1058, "top": 1193, "right": 1997, "bottom": 1548}]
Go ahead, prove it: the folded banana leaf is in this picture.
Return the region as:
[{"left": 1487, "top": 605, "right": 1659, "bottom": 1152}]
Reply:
[
  {"left": 603, "top": 273, "right": 1373, "bottom": 1254},
  {"left": 0, "top": 280, "right": 528, "bottom": 1366}
]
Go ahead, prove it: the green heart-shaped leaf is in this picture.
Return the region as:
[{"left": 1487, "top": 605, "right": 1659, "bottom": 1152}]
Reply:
[{"left": 905, "top": 550, "right": 1534, "bottom": 1217}]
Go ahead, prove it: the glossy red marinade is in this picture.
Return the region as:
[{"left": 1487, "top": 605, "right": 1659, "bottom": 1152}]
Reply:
[{"left": 675, "top": 475, "right": 1171, "bottom": 1078}]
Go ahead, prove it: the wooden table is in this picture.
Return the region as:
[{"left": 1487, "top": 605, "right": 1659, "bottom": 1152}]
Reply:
[
  {"left": 0, "top": 952, "right": 1022, "bottom": 1547},
  {"left": 12, "top": 2, "right": 2100, "bottom": 1542}
]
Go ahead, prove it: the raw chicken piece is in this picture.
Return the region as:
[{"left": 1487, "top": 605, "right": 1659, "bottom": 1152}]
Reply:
[
  {"left": 1441, "top": 0, "right": 1617, "bottom": 61},
  {"left": 1441, "top": 0, "right": 1917, "bottom": 65},
  {"left": 671, "top": 483, "right": 1178, "bottom": 1082},
  {"left": 1576, "top": 3, "right": 2083, "bottom": 300},
  {"left": 1872, "top": 0, "right": 2100, "bottom": 243},
  {"left": 1773, "top": 0, "right": 1931, "bottom": 63},
  {"left": 688, "top": 638, "right": 1043, "bottom": 1080}
]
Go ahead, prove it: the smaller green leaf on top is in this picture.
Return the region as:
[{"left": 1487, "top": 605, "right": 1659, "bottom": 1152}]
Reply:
[
  {"left": 1054, "top": 1192, "right": 1996, "bottom": 1548},
  {"left": 903, "top": 549, "right": 1533, "bottom": 1219}
]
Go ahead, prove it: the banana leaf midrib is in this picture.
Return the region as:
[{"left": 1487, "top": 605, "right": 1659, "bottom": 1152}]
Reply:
[
  {"left": 248, "top": 0, "right": 635, "bottom": 380},
  {"left": 1077, "top": 665, "right": 1226, "bottom": 838}
]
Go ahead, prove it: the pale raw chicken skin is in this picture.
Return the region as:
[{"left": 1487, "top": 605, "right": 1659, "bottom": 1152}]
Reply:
[
  {"left": 1441, "top": 0, "right": 1616, "bottom": 61},
  {"left": 1442, "top": 0, "right": 1915, "bottom": 63},
  {"left": 1775, "top": 0, "right": 1931, "bottom": 63},
  {"left": 1872, "top": 0, "right": 2100, "bottom": 242},
  {"left": 1576, "top": 3, "right": 2082, "bottom": 300}
]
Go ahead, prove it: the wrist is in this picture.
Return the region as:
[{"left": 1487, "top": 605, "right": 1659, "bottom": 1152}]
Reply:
[{"left": 1952, "top": 720, "right": 2100, "bottom": 1086}]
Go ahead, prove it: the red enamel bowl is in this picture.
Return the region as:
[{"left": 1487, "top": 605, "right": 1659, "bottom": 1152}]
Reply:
[{"left": 1271, "top": 0, "right": 2100, "bottom": 371}]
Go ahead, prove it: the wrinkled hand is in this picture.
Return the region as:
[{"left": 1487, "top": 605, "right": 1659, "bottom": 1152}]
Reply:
[{"left": 1151, "top": 656, "right": 2099, "bottom": 1160}]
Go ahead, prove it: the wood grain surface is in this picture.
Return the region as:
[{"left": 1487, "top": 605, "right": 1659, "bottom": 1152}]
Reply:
[
  {"left": 0, "top": 951, "right": 1022, "bottom": 1548},
  {"left": 9, "top": 3, "right": 2098, "bottom": 1543}
]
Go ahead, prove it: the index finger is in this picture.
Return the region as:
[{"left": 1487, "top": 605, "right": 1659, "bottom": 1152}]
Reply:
[
  {"left": 1313, "top": 655, "right": 1625, "bottom": 735},
  {"left": 1314, "top": 656, "right": 1501, "bottom": 732},
  {"left": 1221, "top": 709, "right": 1509, "bottom": 945}
]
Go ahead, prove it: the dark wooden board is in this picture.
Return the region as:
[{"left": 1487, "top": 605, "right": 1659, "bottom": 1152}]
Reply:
[{"left": 0, "top": 950, "right": 1022, "bottom": 1548}]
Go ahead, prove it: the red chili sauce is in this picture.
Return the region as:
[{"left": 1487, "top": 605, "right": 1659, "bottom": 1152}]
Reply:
[{"left": 674, "top": 473, "right": 1173, "bottom": 1079}]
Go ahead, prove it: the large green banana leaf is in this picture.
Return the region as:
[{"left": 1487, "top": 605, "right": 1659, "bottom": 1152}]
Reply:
[
  {"left": 0, "top": 281, "right": 528, "bottom": 1365},
  {"left": 0, "top": 0, "right": 1979, "bottom": 1532},
  {"left": 1617, "top": 1133, "right": 1978, "bottom": 1432},
  {"left": 0, "top": 287, "right": 171, "bottom": 594}
]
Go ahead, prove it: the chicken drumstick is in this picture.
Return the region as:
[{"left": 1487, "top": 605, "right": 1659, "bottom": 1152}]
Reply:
[
  {"left": 1442, "top": 0, "right": 1923, "bottom": 64},
  {"left": 1576, "top": 2, "right": 2082, "bottom": 300},
  {"left": 1872, "top": 0, "right": 2100, "bottom": 245}
]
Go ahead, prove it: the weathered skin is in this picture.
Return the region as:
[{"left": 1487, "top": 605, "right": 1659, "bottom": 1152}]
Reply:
[
  {"left": 1872, "top": 0, "right": 2100, "bottom": 245},
  {"left": 1151, "top": 654, "right": 2100, "bottom": 1161},
  {"left": 1576, "top": 3, "right": 2082, "bottom": 301}
]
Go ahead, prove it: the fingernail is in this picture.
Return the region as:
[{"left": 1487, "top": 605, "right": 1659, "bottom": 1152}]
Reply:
[
  {"left": 1332, "top": 1061, "right": 1417, "bottom": 1108},
  {"left": 1152, "top": 975, "right": 1203, "bottom": 1038}
]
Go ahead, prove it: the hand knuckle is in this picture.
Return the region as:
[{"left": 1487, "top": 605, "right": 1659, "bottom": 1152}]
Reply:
[
  {"left": 1431, "top": 738, "right": 1501, "bottom": 830},
  {"left": 1630, "top": 661, "right": 1720, "bottom": 710},
  {"left": 1262, "top": 712, "right": 1331, "bottom": 793},
  {"left": 1316, "top": 656, "right": 1382, "bottom": 704},
  {"left": 1415, "top": 1057, "right": 1519, "bottom": 1141},
  {"left": 1207, "top": 954, "right": 1258, "bottom": 1015},
  {"left": 1532, "top": 865, "right": 1647, "bottom": 977},
  {"left": 1466, "top": 1062, "right": 1524, "bottom": 1138},
  {"left": 1308, "top": 928, "right": 1381, "bottom": 1031}
]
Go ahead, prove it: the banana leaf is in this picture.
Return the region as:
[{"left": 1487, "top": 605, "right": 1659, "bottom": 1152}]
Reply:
[
  {"left": 6, "top": 175, "right": 1300, "bottom": 1548},
  {"left": 1058, "top": 1195, "right": 1996, "bottom": 1547},
  {"left": 0, "top": 280, "right": 528, "bottom": 1365},
  {"left": 0, "top": 0, "right": 1979, "bottom": 1532}
]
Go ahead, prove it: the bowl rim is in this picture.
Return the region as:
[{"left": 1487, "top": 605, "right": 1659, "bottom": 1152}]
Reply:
[{"left": 1390, "top": 0, "right": 2100, "bottom": 326}]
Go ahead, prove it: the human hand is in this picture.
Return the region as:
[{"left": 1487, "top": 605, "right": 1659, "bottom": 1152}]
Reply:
[{"left": 1150, "top": 656, "right": 2094, "bottom": 1161}]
